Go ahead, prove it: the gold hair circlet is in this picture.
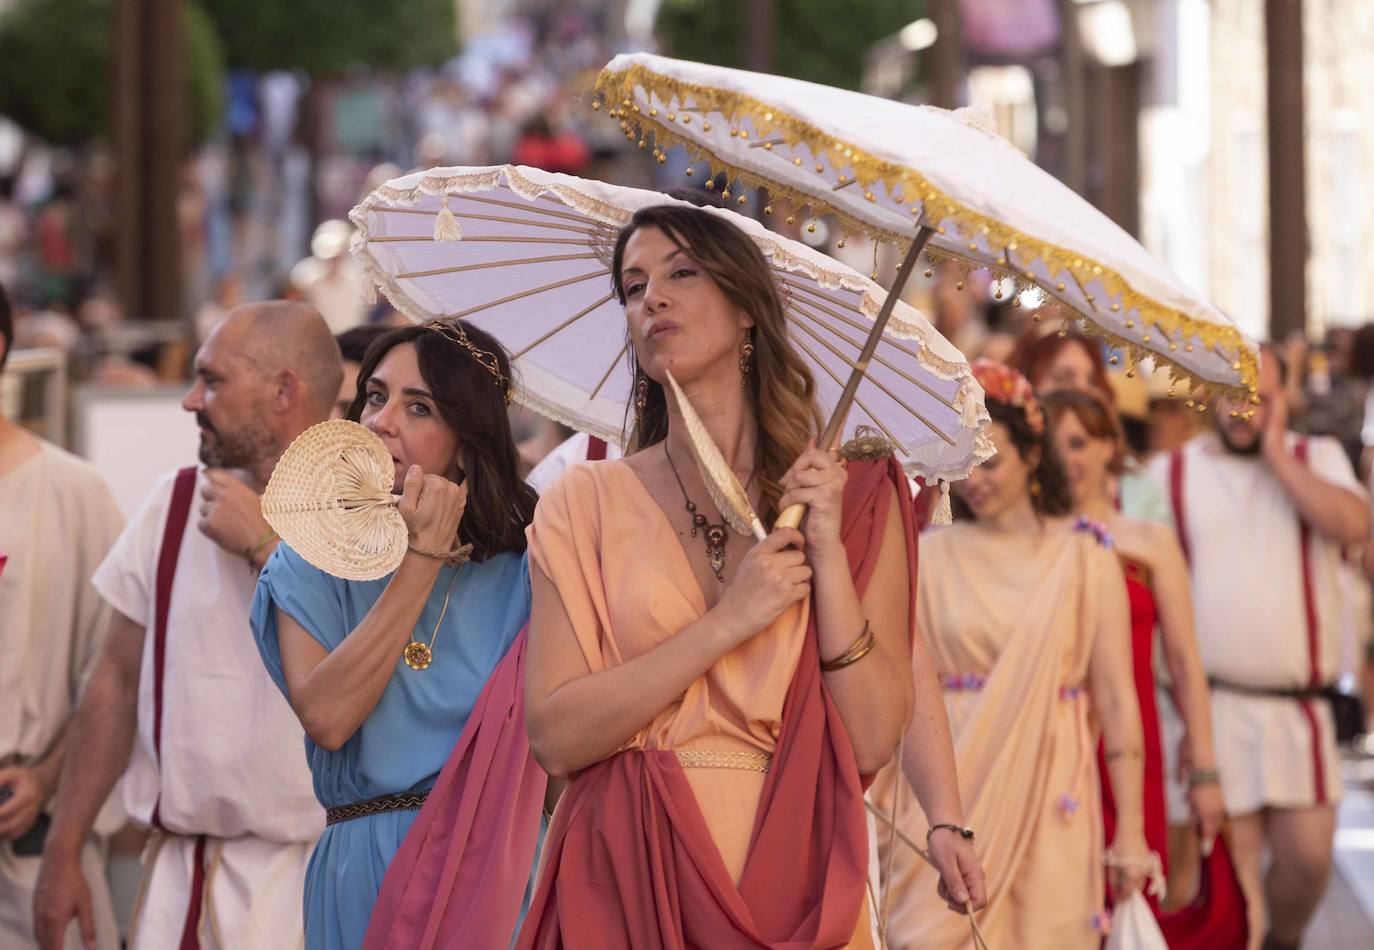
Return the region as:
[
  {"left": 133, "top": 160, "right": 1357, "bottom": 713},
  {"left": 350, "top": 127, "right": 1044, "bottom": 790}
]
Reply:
[{"left": 423, "top": 320, "right": 513, "bottom": 404}]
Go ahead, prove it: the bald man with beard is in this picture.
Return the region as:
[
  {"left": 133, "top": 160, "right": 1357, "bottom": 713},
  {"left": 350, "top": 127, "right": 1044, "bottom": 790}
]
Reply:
[{"left": 34, "top": 303, "right": 341, "bottom": 950}]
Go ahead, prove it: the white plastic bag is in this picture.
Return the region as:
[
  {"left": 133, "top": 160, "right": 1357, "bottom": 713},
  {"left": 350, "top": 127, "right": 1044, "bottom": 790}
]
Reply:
[{"left": 1103, "top": 893, "right": 1168, "bottom": 950}]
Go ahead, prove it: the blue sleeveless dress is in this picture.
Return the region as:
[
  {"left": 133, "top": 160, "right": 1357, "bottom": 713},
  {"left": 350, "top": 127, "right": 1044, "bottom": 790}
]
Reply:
[{"left": 251, "top": 544, "right": 532, "bottom": 950}]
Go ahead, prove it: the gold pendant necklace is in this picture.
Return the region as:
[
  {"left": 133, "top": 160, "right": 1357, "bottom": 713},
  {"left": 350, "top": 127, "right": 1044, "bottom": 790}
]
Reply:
[
  {"left": 404, "top": 564, "right": 461, "bottom": 670},
  {"left": 664, "top": 444, "right": 754, "bottom": 583}
]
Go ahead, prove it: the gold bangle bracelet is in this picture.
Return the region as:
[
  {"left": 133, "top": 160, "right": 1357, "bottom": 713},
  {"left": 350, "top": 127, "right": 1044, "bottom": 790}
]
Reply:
[{"left": 821, "top": 621, "right": 876, "bottom": 672}]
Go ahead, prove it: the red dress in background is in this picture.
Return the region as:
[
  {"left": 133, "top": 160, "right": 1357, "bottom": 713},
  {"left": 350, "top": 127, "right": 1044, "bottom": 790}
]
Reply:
[{"left": 1097, "top": 557, "right": 1169, "bottom": 892}]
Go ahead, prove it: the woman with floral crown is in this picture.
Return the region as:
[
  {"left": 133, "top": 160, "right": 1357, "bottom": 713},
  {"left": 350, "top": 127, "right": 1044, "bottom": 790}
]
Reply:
[{"left": 870, "top": 359, "right": 1151, "bottom": 948}]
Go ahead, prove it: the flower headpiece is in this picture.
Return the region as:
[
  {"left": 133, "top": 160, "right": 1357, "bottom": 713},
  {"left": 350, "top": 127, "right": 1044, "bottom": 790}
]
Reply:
[
  {"left": 424, "top": 319, "right": 513, "bottom": 404},
  {"left": 970, "top": 358, "right": 1044, "bottom": 435}
]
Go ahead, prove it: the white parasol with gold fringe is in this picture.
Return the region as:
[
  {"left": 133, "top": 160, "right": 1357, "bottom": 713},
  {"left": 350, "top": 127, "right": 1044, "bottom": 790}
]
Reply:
[
  {"left": 350, "top": 163, "right": 991, "bottom": 485},
  {"left": 595, "top": 52, "right": 1259, "bottom": 401}
]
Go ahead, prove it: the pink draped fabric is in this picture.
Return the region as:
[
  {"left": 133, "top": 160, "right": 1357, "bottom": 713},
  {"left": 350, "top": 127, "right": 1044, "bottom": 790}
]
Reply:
[
  {"left": 362, "top": 630, "right": 547, "bottom": 950},
  {"left": 516, "top": 457, "right": 917, "bottom": 949}
]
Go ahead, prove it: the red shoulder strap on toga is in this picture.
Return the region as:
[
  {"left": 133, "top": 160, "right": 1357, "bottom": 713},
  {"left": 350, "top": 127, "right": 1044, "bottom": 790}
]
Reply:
[
  {"left": 1293, "top": 438, "right": 1327, "bottom": 803},
  {"left": 1293, "top": 438, "right": 1320, "bottom": 687},
  {"left": 1169, "top": 449, "right": 1190, "bottom": 564},
  {"left": 586, "top": 436, "right": 608, "bottom": 461},
  {"left": 151, "top": 467, "right": 197, "bottom": 829}
]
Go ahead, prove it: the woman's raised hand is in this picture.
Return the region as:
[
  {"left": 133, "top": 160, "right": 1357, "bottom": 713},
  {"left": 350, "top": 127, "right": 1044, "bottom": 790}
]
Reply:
[
  {"left": 777, "top": 440, "right": 848, "bottom": 555},
  {"left": 715, "top": 527, "right": 812, "bottom": 643},
  {"left": 397, "top": 464, "right": 468, "bottom": 551}
]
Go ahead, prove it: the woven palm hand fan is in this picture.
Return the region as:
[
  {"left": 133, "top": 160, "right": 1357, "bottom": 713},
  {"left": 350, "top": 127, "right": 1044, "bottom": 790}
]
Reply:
[{"left": 262, "top": 419, "right": 408, "bottom": 581}]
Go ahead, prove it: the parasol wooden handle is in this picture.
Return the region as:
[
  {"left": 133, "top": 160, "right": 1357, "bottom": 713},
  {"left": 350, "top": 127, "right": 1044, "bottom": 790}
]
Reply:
[{"left": 772, "top": 225, "right": 935, "bottom": 534}]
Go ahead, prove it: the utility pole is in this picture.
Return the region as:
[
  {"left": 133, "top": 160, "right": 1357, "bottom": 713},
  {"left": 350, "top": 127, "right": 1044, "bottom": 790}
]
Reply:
[
  {"left": 747, "top": 0, "right": 776, "bottom": 73},
  {"left": 1265, "top": 0, "right": 1307, "bottom": 340},
  {"left": 1057, "top": 0, "right": 1087, "bottom": 195},
  {"left": 113, "top": 0, "right": 184, "bottom": 321},
  {"left": 928, "top": 0, "right": 963, "bottom": 109}
]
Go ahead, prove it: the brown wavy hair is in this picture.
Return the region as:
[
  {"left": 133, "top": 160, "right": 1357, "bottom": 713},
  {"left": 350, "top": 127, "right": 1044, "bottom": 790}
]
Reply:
[
  {"left": 1041, "top": 389, "right": 1126, "bottom": 475},
  {"left": 345, "top": 320, "right": 538, "bottom": 561},
  {"left": 1007, "top": 325, "right": 1114, "bottom": 403},
  {"left": 610, "top": 204, "right": 822, "bottom": 523}
]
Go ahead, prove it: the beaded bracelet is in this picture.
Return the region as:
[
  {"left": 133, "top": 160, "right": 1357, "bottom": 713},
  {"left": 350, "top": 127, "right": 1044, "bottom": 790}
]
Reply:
[{"left": 1186, "top": 767, "right": 1221, "bottom": 787}]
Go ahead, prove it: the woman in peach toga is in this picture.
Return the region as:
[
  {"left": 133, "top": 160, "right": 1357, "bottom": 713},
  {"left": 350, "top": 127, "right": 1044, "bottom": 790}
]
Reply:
[
  {"left": 518, "top": 204, "right": 984, "bottom": 947},
  {"left": 872, "top": 360, "right": 1150, "bottom": 948}
]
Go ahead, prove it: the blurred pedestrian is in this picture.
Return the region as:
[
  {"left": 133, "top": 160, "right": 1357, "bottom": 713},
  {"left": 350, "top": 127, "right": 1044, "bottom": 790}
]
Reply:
[
  {"left": 525, "top": 431, "right": 621, "bottom": 492},
  {"left": 872, "top": 360, "right": 1146, "bottom": 948},
  {"left": 1010, "top": 325, "right": 1174, "bottom": 526},
  {"left": 332, "top": 324, "right": 388, "bottom": 419},
  {"left": 0, "top": 282, "right": 124, "bottom": 950},
  {"left": 1044, "top": 389, "right": 1225, "bottom": 912},
  {"left": 1148, "top": 347, "right": 1370, "bottom": 950}
]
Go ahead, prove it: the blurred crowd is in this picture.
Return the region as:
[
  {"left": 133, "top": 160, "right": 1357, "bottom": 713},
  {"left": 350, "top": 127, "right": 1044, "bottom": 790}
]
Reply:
[{"left": 0, "top": 11, "right": 624, "bottom": 398}]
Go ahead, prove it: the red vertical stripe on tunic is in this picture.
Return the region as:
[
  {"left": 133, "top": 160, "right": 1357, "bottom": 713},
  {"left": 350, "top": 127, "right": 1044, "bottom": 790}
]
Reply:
[
  {"left": 177, "top": 835, "right": 208, "bottom": 950},
  {"left": 151, "top": 467, "right": 197, "bottom": 828},
  {"left": 1293, "top": 440, "right": 1327, "bottom": 804},
  {"left": 1169, "top": 450, "right": 1190, "bottom": 564}
]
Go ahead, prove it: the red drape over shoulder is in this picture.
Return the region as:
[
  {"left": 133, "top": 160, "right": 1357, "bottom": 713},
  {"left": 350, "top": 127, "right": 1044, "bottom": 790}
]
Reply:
[
  {"left": 362, "top": 631, "right": 546, "bottom": 949},
  {"left": 517, "top": 457, "right": 917, "bottom": 949}
]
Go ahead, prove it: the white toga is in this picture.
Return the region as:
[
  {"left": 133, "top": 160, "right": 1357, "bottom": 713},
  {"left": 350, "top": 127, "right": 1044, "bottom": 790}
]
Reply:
[
  {"left": 92, "top": 468, "right": 323, "bottom": 949},
  {"left": 0, "top": 441, "right": 124, "bottom": 950}
]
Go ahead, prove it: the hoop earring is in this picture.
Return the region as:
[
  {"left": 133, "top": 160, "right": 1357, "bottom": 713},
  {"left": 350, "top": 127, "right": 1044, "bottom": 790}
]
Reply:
[{"left": 739, "top": 331, "right": 755, "bottom": 388}]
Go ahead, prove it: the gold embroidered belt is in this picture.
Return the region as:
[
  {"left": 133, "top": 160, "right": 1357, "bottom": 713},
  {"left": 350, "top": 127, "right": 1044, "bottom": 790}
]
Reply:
[
  {"left": 675, "top": 749, "right": 772, "bottom": 773},
  {"left": 326, "top": 790, "right": 429, "bottom": 826}
]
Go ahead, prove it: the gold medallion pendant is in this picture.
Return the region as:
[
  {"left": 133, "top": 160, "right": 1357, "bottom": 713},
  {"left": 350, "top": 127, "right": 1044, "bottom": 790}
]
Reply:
[{"left": 403, "top": 641, "right": 433, "bottom": 670}]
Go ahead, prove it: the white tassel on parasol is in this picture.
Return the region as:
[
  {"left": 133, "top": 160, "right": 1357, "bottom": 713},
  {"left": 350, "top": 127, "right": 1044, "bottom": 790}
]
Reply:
[{"left": 261, "top": 420, "right": 408, "bottom": 580}]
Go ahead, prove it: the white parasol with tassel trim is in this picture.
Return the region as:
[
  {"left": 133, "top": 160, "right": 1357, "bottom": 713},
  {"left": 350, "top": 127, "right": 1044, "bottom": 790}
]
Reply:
[
  {"left": 595, "top": 52, "right": 1259, "bottom": 399},
  {"left": 350, "top": 163, "right": 991, "bottom": 492}
]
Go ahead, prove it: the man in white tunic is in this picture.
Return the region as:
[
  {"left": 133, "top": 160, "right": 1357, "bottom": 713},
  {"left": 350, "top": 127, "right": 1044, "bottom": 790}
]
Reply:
[
  {"left": 525, "top": 431, "right": 619, "bottom": 493},
  {"left": 0, "top": 286, "right": 123, "bottom": 949},
  {"left": 1149, "top": 350, "right": 1369, "bottom": 950},
  {"left": 33, "top": 302, "right": 340, "bottom": 950}
]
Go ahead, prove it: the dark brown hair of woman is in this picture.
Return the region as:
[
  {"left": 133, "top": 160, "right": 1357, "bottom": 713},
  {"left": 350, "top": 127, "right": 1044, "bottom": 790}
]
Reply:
[
  {"left": 610, "top": 204, "right": 823, "bottom": 523},
  {"left": 345, "top": 319, "right": 538, "bottom": 561},
  {"left": 1007, "top": 323, "right": 1115, "bottom": 402},
  {"left": 951, "top": 399, "right": 1075, "bottom": 521},
  {"left": 1041, "top": 388, "right": 1127, "bottom": 475}
]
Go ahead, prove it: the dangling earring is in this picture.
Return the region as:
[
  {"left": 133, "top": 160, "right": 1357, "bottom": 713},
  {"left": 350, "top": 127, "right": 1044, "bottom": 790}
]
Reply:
[
  {"left": 634, "top": 374, "right": 649, "bottom": 429},
  {"left": 739, "top": 330, "right": 755, "bottom": 388},
  {"left": 1029, "top": 474, "right": 1042, "bottom": 499}
]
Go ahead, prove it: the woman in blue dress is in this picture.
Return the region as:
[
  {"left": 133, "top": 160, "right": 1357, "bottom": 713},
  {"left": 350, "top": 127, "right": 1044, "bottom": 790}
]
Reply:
[{"left": 251, "top": 319, "right": 540, "bottom": 950}]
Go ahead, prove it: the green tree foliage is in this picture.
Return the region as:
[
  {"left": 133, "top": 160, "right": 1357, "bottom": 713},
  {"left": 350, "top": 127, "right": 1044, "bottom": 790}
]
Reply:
[
  {"left": 657, "top": 0, "right": 925, "bottom": 91},
  {"left": 0, "top": 0, "right": 225, "bottom": 147},
  {"left": 200, "top": 0, "right": 458, "bottom": 75}
]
